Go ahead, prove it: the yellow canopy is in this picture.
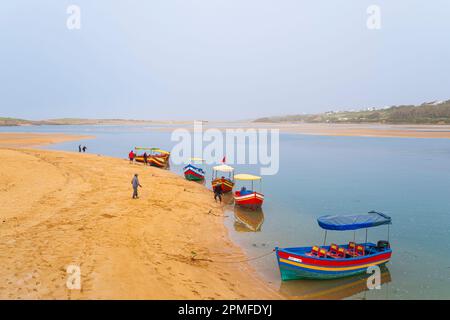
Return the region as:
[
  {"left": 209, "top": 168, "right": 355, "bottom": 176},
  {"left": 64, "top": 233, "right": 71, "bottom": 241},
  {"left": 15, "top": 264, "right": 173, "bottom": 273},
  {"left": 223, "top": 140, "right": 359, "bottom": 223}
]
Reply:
[
  {"left": 234, "top": 174, "right": 261, "bottom": 181},
  {"left": 134, "top": 147, "right": 155, "bottom": 150},
  {"left": 212, "top": 164, "right": 234, "bottom": 173},
  {"left": 190, "top": 157, "right": 204, "bottom": 162}
]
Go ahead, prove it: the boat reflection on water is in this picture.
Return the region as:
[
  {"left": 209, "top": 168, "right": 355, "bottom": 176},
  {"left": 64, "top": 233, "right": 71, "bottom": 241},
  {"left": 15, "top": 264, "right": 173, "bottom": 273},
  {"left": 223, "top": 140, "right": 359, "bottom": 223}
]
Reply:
[
  {"left": 233, "top": 207, "right": 265, "bottom": 232},
  {"left": 279, "top": 265, "right": 391, "bottom": 300}
]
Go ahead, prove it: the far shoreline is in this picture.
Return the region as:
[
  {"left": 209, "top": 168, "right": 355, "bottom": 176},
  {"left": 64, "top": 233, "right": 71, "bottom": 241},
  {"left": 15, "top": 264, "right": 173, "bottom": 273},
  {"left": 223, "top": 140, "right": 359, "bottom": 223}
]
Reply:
[
  {"left": 4, "top": 121, "right": 450, "bottom": 139},
  {"left": 124, "top": 121, "right": 450, "bottom": 139}
]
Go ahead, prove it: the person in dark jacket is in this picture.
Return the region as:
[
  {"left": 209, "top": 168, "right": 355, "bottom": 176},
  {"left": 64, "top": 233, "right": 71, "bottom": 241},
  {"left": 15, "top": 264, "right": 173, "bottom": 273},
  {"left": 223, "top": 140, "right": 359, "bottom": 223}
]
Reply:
[
  {"left": 143, "top": 152, "right": 148, "bottom": 165},
  {"left": 78, "top": 145, "right": 82, "bottom": 152},
  {"left": 213, "top": 184, "right": 223, "bottom": 203},
  {"left": 131, "top": 174, "right": 142, "bottom": 199},
  {"left": 82, "top": 146, "right": 87, "bottom": 152}
]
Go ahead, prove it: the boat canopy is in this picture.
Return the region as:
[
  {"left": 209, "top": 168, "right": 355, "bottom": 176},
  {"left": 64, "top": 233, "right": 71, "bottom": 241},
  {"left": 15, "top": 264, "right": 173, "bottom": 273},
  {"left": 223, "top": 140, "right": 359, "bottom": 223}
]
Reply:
[
  {"left": 234, "top": 174, "right": 261, "bottom": 181},
  {"left": 317, "top": 211, "right": 391, "bottom": 231},
  {"left": 134, "top": 147, "right": 157, "bottom": 150},
  {"left": 154, "top": 149, "right": 170, "bottom": 154},
  {"left": 212, "top": 164, "right": 234, "bottom": 172}
]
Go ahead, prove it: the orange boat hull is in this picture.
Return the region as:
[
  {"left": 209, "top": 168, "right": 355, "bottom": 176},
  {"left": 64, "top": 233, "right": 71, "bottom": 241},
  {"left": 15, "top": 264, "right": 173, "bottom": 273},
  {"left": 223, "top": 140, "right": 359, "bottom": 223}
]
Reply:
[{"left": 212, "top": 178, "right": 234, "bottom": 193}]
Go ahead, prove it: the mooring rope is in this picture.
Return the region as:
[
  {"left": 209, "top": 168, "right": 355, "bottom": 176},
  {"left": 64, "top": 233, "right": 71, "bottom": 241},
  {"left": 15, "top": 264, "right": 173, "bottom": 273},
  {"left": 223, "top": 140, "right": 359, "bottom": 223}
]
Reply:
[{"left": 194, "top": 249, "right": 275, "bottom": 264}]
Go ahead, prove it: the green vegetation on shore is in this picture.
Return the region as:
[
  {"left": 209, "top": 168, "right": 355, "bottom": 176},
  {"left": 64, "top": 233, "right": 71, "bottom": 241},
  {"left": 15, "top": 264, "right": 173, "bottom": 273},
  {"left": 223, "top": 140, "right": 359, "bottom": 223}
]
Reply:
[
  {"left": 0, "top": 118, "right": 157, "bottom": 126},
  {"left": 0, "top": 117, "right": 35, "bottom": 126},
  {"left": 255, "top": 100, "right": 450, "bottom": 124}
]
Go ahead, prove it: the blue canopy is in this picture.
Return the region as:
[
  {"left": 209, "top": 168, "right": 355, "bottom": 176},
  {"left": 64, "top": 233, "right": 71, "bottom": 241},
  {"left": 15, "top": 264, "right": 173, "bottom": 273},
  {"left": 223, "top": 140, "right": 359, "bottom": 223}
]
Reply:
[{"left": 317, "top": 211, "right": 392, "bottom": 231}]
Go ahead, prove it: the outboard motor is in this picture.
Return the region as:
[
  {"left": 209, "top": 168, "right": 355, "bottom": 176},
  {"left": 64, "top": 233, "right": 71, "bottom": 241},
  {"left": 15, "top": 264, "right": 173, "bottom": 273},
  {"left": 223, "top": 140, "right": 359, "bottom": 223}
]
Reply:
[{"left": 377, "top": 240, "right": 390, "bottom": 250}]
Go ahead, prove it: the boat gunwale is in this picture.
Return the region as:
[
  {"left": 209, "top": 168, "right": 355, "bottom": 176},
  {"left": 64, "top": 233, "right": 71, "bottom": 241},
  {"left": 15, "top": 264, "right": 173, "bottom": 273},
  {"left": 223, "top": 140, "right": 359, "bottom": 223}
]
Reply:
[{"left": 276, "top": 243, "right": 392, "bottom": 264}]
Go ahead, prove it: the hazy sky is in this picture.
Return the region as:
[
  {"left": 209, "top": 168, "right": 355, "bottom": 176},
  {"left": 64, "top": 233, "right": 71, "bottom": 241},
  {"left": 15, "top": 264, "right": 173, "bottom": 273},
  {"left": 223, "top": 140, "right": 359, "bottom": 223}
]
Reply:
[{"left": 1, "top": 1, "right": 450, "bottom": 120}]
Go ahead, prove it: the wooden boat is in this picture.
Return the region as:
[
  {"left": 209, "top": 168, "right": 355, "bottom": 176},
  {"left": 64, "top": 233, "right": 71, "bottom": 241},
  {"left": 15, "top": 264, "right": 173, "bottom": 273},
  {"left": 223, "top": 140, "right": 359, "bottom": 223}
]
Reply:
[
  {"left": 134, "top": 147, "right": 170, "bottom": 168},
  {"left": 275, "top": 211, "right": 392, "bottom": 280},
  {"left": 233, "top": 174, "right": 264, "bottom": 210},
  {"left": 148, "top": 155, "right": 168, "bottom": 168},
  {"left": 153, "top": 148, "right": 170, "bottom": 161},
  {"left": 211, "top": 164, "right": 234, "bottom": 193},
  {"left": 134, "top": 147, "right": 153, "bottom": 164},
  {"left": 183, "top": 158, "right": 205, "bottom": 181}
]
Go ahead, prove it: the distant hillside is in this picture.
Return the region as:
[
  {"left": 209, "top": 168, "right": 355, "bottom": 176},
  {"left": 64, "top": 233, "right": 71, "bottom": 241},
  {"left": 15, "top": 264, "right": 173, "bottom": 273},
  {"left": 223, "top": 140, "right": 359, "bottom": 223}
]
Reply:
[
  {"left": 0, "top": 117, "right": 35, "bottom": 126},
  {"left": 255, "top": 100, "right": 450, "bottom": 124},
  {"left": 0, "top": 118, "right": 157, "bottom": 126},
  {"left": 43, "top": 118, "right": 156, "bottom": 125}
]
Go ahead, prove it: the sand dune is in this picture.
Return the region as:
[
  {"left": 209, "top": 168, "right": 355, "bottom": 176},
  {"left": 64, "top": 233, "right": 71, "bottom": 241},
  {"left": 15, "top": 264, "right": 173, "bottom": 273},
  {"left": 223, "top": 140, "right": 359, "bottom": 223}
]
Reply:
[{"left": 0, "top": 134, "right": 280, "bottom": 299}]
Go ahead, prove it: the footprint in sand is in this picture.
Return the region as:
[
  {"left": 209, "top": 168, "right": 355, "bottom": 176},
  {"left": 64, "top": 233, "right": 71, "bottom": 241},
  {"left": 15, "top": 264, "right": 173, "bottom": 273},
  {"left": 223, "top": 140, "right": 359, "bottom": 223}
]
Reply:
[{"left": 191, "top": 290, "right": 200, "bottom": 296}]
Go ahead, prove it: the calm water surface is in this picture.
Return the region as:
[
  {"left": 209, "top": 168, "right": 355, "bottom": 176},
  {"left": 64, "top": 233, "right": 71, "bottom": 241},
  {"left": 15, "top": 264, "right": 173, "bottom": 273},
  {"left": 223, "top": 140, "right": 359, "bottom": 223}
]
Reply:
[{"left": 3, "top": 125, "right": 450, "bottom": 299}]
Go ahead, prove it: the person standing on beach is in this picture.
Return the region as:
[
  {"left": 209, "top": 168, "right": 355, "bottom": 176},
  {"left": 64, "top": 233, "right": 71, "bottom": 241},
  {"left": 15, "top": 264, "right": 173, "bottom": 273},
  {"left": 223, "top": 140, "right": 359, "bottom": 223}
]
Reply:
[
  {"left": 213, "top": 184, "right": 223, "bottom": 203},
  {"left": 129, "top": 150, "right": 135, "bottom": 163},
  {"left": 143, "top": 152, "right": 148, "bottom": 165},
  {"left": 131, "top": 174, "right": 142, "bottom": 199},
  {"left": 82, "top": 146, "right": 87, "bottom": 153},
  {"left": 78, "top": 145, "right": 82, "bottom": 152}
]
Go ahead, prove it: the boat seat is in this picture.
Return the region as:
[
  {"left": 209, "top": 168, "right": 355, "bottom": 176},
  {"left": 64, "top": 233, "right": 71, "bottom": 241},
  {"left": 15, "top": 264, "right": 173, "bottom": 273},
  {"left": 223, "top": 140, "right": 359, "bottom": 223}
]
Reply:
[
  {"left": 306, "top": 246, "right": 320, "bottom": 257},
  {"left": 328, "top": 246, "right": 346, "bottom": 259},
  {"left": 326, "top": 244, "right": 339, "bottom": 257},
  {"left": 336, "top": 247, "right": 346, "bottom": 258},
  {"left": 317, "top": 248, "right": 327, "bottom": 258},
  {"left": 356, "top": 245, "right": 365, "bottom": 256},
  {"left": 345, "top": 241, "right": 357, "bottom": 257}
]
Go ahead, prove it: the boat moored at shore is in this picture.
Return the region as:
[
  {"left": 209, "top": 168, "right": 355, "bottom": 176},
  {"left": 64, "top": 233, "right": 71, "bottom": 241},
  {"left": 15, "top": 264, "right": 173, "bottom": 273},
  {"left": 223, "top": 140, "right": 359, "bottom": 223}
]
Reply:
[
  {"left": 275, "top": 211, "right": 392, "bottom": 280},
  {"left": 233, "top": 174, "right": 264, "bottom": 210},
  {"left": 134, "top": 147, "right": 170, "bottom": 168},
  {"left": 183, "top": 158, "right": 206, "bottom": 181},
  {"left": 211, "top": 164, "right": 235, "bottom": 193}
]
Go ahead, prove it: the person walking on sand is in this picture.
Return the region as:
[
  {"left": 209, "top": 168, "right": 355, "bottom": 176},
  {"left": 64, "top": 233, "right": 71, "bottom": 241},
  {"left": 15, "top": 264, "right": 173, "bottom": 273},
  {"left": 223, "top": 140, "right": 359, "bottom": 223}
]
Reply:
[
  {"left": 78, "top": 145, "right": 82, "bottom": 153},
  {"left": 129, "top": 150, "right": 135, "bottom": 163},
  {"left": 82, "top": 146, "right": 87, "bottom": 153},
  {"left": 213, "top": 184, "right": 223, "bottom": 203},
  {"left": 131, "top": 174, "right": 142, "bottom": 199}
]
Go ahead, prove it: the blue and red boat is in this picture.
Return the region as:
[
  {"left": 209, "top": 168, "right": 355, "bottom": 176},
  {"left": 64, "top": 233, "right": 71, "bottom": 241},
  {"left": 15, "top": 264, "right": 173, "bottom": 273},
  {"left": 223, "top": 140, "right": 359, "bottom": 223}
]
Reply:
[
  {"left": 275, "top": 211, "right": 392, "bottom": 280},
  {"left": 183, "top": 158, "right": 206, "bottom": 181}
]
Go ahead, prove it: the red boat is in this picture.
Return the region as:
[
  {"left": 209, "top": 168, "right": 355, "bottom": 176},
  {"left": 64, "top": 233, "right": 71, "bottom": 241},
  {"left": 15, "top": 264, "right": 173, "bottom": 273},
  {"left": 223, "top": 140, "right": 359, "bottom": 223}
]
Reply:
[
  {"left": 233, "top": 174, "right": 264, "bottom": 210},
  {"left": 211, "top": 164, "right": 234, "bottom": 193}
]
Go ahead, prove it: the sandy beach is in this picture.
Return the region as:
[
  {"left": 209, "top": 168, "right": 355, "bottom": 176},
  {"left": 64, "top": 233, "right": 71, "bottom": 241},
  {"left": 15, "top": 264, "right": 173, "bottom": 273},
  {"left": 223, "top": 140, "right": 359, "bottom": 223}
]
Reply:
[
  {"left": 0, "top": 133, "right": 281, "bottom": 299},
  {"left": 0, "top": 132, "right": 93, "bottom": 148}
]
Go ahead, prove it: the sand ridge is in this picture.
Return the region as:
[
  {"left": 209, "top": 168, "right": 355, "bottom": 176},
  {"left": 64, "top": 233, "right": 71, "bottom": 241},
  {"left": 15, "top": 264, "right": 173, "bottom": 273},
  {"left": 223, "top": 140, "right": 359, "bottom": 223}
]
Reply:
[{"left": 0, "top": 132, "right": 93, "bottom": 148}]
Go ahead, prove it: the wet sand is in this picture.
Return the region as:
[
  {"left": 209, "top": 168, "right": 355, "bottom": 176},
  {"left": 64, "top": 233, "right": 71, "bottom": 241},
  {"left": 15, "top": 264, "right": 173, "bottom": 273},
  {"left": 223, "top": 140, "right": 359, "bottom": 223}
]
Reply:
[
  {"left": 0, "top": 133, "right": 281, "bottom": 299},
  {"left": 151, "top": 122, "right": 450, "bottom": 139},
  {"left": 274, "top": 123, "right": 450, "bottom": 139}
]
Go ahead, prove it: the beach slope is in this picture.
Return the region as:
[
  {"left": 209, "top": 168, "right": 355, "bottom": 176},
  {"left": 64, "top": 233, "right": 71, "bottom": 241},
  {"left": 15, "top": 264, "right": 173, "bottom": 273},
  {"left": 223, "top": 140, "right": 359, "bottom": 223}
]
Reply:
[{"left": 0, "top": 134, "right": 280, "bottom": 299}]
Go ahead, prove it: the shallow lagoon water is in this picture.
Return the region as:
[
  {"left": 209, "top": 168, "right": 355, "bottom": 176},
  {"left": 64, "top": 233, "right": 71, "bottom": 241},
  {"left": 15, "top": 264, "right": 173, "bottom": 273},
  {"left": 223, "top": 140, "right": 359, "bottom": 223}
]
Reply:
[{"left": 3, "top": 125, "right": 450, "bottom": 299}]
